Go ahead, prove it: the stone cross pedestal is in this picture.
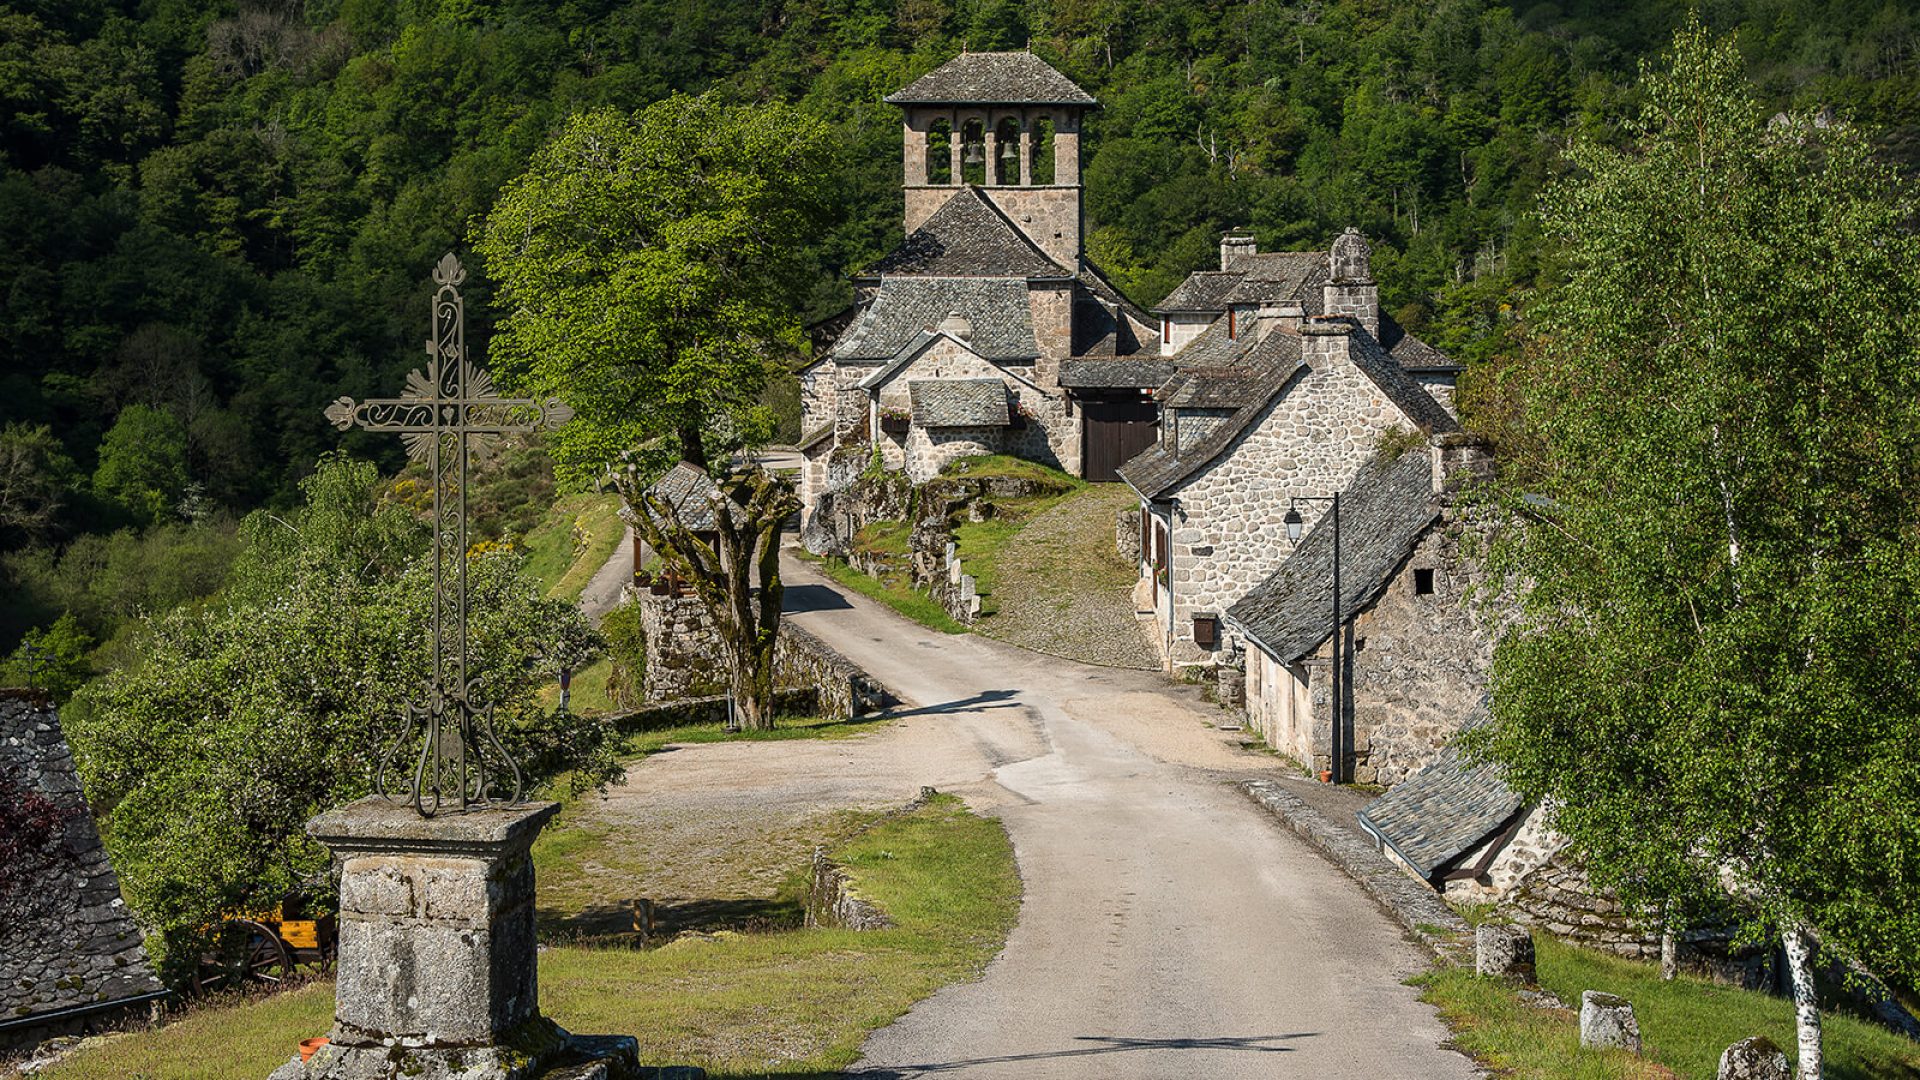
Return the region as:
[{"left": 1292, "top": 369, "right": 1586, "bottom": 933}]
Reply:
[{"left": 268, "top": 797, "right": 636, "bottom": 1080}]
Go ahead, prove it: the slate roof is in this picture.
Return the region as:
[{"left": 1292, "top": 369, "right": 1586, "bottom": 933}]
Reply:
[
  {"left": 1355, "top": 716, "right": 1523, "bottom": 880},
  {"left": 647, "top": 461, "right": 722, "bottom": 532},
  {"left": 910, "top": 378, "right": 1011, "bottom": 427},
  {"left": 1168, "top": 315, "right": 1256, "bottom": 368},
  {"left": 1155, "top": 272, "right": 1243, "bottom": 314},
  {"left": 886, "top": 52, "right": 1097, "bottom": 106},
  {"left": 797, "top": 424, "right": 833, "bottom": 452},
  {"left": 1160, "top": 367, "right": 1270, "bottom": 409},
  {"left": 1378, "top": 313, "right": 1459, "bottom": 373},
  {"left": 862, "top": 188, "right": 1067, "bottom": 279},
  {"left": 1223, "top": 451, "right": 1439, "bottom": 663},
  {"left": 1118, "top": 322, "right": 1454, "bottom": 502},
  {"left": 831, "top": 277, "right": 1039, "bottom": 366},
  {"left": 1058, "top": 358, "right": 1174, "bottom": 389}
]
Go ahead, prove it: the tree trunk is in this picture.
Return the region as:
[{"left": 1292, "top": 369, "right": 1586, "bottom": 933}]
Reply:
[{"left": 1784, "top": 923, "right": 1823, "bottom": 1080}]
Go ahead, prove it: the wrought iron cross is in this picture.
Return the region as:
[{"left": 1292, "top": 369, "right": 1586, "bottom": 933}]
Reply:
[{"left": 325, "top": 252, "right": 573, "bottom": 817}]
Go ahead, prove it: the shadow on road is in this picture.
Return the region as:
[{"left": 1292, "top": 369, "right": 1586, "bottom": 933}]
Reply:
[
  {"left": 840, "top": 1032, "right": 1320, "bottom": 1077},
  {"left": 886, "top": 690, "right": 1023, "bottom": 718},
  {"left": 537, "top": 895, "right": 804, "bottom": 943},
  {"left": 784, "top": 583, "right": 855, "bottom": 613}
]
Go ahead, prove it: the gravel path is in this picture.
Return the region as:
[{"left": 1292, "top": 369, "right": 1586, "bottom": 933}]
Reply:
[
  {"left": 575, "top": 525, "right": 634, "bottom": 626},
  {"left": 976, "top": 484, "right": 1158, "bottom": 670}
]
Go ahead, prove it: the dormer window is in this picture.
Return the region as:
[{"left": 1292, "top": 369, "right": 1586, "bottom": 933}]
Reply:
[{"left": 1228, "top": 308, "right": 1237, "bottom": 340}]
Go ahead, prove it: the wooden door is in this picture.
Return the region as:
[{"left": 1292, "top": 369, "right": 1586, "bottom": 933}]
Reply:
[{"left": 1082, "top": 398, "right": 1159, "bottom": 482}]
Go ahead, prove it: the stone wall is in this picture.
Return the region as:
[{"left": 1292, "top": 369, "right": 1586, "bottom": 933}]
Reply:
[
  {"left": 1114, "top": 507, "right": 1141, "bottom": 564},
  {"left": 0, "top": 690, "right": 164, "bottom": 1050},
  {"left": 1504, "top": 853, "right": 1661, "bottom": 963},
  {"left": 631, "top": 591, "right": 891, "bottom": 720}
]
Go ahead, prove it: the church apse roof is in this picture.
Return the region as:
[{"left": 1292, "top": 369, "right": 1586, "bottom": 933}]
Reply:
[
  {"left": 886, "top": 52, "right": 1097, "bottom": 106},
  {"left": 831, "top": 277, "right": 1039, "bottom": 367},
  {"left": 862, "top": 188, "right": 1067, "bottom": 279}
]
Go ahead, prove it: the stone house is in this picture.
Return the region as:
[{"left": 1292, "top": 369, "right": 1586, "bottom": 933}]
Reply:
[
  {"left": 799, "top": 51, "right": 1167, "bottom": 532},
  {"left": 1221, "top": 439, "right": 1494, "bottom": 786},
  {"left": 1115, "top": 233, "right": 1462, "bottom": 666}
]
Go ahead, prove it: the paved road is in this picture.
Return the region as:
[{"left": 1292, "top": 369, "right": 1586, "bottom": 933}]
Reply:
[
  {"left": 778, "top": 551, "right": 1477, "bottom": 1080},
  {"left": 576, "top": 525, "right": 634, "bottom": 626}
]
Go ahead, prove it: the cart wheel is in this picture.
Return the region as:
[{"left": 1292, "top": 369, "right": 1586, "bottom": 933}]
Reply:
[{"left": 195, "top": 919, "right": 294, "bottom": 993}]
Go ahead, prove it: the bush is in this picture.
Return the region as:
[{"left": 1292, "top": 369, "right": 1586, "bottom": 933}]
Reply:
[{"left": 599, "top": 601, "right": 646, "bottom": 711}]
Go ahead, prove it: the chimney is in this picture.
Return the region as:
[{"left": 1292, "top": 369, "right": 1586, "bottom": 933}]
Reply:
[
  {"left": 1255, "top": 300, "right": 1306, "bottom": 337},
  {"left": 1220, "top": 230, "right": 1257, "bottom": 271},
  {"left": 1430, "top": 433, "right": 1494, "bottom": 496},
  {"left": 937, "top": 310, "right": 974, "bottom": 344},
  {"left": 1322, "top": 227, "right": 1379, "bottom": 338},
  {"left": 1299, "top": 316, "right": 1352, "bottom": 371}
]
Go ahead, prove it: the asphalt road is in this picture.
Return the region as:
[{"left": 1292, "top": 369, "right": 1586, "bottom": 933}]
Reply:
[{"left": 778, "top": 551, "right": 1479, "bottom": 1080}]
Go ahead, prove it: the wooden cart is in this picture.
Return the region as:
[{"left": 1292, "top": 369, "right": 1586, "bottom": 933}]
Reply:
[{"left": 194, "top": 893, "right": 336, "bottom": 994}]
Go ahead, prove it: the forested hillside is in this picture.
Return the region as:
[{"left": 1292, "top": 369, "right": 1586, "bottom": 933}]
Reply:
[{"left": 1, "top": 0, "right": 1915, "bottom": 650}]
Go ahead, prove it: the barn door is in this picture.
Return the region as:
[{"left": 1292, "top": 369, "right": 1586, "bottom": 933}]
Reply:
[{"left": 1083, "top": 399, "right": 1159, "bottom": 482}]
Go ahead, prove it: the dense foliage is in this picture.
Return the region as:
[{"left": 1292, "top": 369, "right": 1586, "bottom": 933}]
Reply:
[
  {"left": 1472, "top": 24, "right": 1920, "bottom": 1059},
  {"left": 63, "top": 454, "right": 620, "bottom": 969}
]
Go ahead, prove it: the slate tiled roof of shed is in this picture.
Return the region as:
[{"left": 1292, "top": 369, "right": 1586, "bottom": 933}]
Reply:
[
  {"left": 909, "top": 378, "right": 1011, "bottom": 427},
  {"left": 1378, "top": 313, "right": 1459, "bottom": 373},
  {"left": 862, "top": 188, "right": 1067, "bottom": 279},
  {"left": 647, "top": 461, "right": 722, "bottom": 532},
  {"left": 1355, "top": 717, "right": 1523, "bottom": 880},
  {"left": 832, "top": 277, "right": 1039, "bottom": 365},
  {"left": 1223, "top": 450, "right": 1439, "bottom": 663},
  {"left": 1154, "top": 272, "right": 1244, "bottom": 314},
  {"left": 885, "top": 51, "right": 1097, "bottom": 106},
  {"left": 1058, "top": 358, "right": 1174, "bottom": 389}
]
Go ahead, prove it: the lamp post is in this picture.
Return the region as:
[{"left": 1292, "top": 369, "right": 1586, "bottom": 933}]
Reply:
[{"left": 1284, "top": 493, "right": 1342, "bottom": 783}]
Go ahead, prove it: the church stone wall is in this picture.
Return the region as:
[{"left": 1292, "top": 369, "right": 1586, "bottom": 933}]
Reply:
[{"left": 0, "top": 690, "right": 164, "bottom": 1050}]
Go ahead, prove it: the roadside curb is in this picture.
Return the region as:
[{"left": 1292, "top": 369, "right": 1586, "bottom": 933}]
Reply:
[{"left": 1242, "top": 779, "right": 1472, "bottom": 964}]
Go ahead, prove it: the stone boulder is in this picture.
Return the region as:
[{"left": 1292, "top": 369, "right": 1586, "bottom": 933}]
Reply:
[
  {"left": 1578, "top": 991, "right": 1642, "bottom": 1053},
  {"left": 1476, "top": 923, "right": 1536, "bottom": 983},
  {"left": 1718, "top": 1036, "right": 1789, "bottom": 1080}
]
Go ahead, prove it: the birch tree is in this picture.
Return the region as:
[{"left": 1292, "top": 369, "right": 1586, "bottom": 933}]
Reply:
[{"left": 1473, "top": 25, "right": 1920, "bottom": 1078}]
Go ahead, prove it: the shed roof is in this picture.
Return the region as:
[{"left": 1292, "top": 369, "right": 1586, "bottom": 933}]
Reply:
[
  {"left": 646, "top": 461, "right": 722, "bottom": 532},
  {"left": 832, "top": 277, "right": 1038, "bottom": 366},
  {"left": 862, "top": 187, "right": 1067, "bottom": 279},
  {"left": 1355, "top": 717, "right": 1523, "bottom": 880},
  {"left": 886, "top": 51, "right": 1097, "bottom": 106},
  {"left": 1058, "top": 357, "right": 1174, "bottom": 390},
  {"left": 1222, "top": 450, "right": 1438, "bottom": 663},
  {"left": 909, "top": 378, "right": 1011, "bottom": 427}
]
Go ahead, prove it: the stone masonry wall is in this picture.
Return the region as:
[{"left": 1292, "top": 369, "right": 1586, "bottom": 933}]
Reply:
[
  {"left": 1163, "top": 325, "right": 1412, "bottom": 663},
  {"left": 0, "top": 690, "right": 163, "bottom": 1049},
  {"left": 634, "top": 592, "right": 889, "bottom": 720},
  {"left": 1341, "top": 519, "right": 1494, "bottom": 786}
]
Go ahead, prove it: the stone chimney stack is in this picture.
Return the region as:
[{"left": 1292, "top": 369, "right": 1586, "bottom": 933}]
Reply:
[
  {"left": 1221, "top": 230, "right": 1258, "bottom": 271},
  {"left": 1322, "top": 227, "right": 1379, "bottom": 338},
  {"left": 1299, "top": 316, "right": 1352, "bottom": 371},
  {"left": 1430, "top": 433, "right": 1495, "bottom": 496}
]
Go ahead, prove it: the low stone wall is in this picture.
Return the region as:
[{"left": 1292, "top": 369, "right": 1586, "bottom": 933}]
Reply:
[
  {"left": 0, "top": 690, "right": 165, "bottom": 1050},
  {"left": 1503, "top": 854, "right": 1660, "bottom": 962},
  {"left": 608, "top": 689, "right": 818, "bottom": 734},
  {"left": 1115, "top": 507, "right": 1141, "bottom": 564},
  {"left": 631, "top": 591, "right": 892, "bottom": 720},
  {"left": 803, "top": 847, "right": 891, "bottom": 931}
]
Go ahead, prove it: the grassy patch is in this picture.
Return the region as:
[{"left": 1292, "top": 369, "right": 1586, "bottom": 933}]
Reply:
[
  {"left": 522, "top": 492, "right": 626, "bottom": 602},
  {"left": 857, "top": 519, "right": 912, "bottom": 558},
  {"left": 800, "top": 553, "right": 969, "bottom": 634},
  {"left": 42, "top": 797, "right": 1019, "bottom": 1080},
  {"left": 1416, "top": 935, "right": 1920, "bottom": 1080},
  {"left": 534, "top": 655, "right": 618, "bottom": 715},
  {"left": 941, "top": 454, "right": 1082, "bottom": 492}
]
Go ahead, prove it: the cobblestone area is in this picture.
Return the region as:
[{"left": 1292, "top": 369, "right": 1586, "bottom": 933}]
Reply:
[{"left": 976, "top": 484, "right": 1159, "bottom": 669}]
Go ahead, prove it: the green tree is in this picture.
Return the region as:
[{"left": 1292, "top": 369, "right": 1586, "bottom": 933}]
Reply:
[
  {"left": 66, "top": 455, "right": 619, "bottom": 975},
  {"left": 91, "top": 404, "right": 190, "bottom": 527},
  {"left": 1473, "top": 26, "right": 1920, "bottom": 1078},
  {"left": 475, "top": 93, "right": 839, "bottom": 485},
  {"left": 0, "top": 422, "right": 77, "bottom": 545},
  {"left": 0, "top": 613, "right": 94, "bottom": 702}
]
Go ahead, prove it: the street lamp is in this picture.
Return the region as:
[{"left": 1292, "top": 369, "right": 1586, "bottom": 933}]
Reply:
[{"left": 1286, "top": 493, "right": 1343, "bottom": 784}]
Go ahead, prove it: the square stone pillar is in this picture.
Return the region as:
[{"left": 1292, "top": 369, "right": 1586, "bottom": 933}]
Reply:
[{"left": 268, "top": 797, "right": 639, "bottom": 1080}]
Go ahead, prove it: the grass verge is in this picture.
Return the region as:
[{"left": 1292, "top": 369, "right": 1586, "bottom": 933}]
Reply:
[
  {"left": 523, "top": 492, "right": 626, "bottom": 602},
  {"left": 1415, "top": 934, "right": 1920, "bottom": 1079},
  {"left": 38, "top": 796, "right": 1018, "bottom": 1080}
]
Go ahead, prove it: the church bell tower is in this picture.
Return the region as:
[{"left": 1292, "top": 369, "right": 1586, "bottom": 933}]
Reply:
[{"left": 886, "top": 51, "right": 1096, "bottom": 268}]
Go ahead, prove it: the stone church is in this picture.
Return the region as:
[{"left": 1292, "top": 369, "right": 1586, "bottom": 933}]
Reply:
[{"left": 798, "top": 51, "right": 1171, "bottom": 525}]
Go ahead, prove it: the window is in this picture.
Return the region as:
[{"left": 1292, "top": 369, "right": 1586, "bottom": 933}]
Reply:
[
  {"left": 1162, "top": 318, "right": 1171, "bottom": 344},
  {"left": 1030, "top": 116, "right": 1055, "bottom": 184},
  {"left": 927, "top": 119, "right": 952, "bottom": 184},
  {"left": 1414, "top": 568, "right": 1435, "bottom": 595},
  {"left": 1227, "top": 308, "right": 1237, "bottom": 340},
  {"left": 994, "top": 117, "right": 1021, "bottom": 185},
  {"left": 960, "top": 119, "right": 986, "bottom": 185}
]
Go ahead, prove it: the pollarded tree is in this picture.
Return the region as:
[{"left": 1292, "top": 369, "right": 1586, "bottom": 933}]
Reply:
[
  {"left": 1474, "top": 25, "right": 1920, "bottom": 1079},
  {"left": 474, "top": 94, "right": 839, "bottom": 486}
]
